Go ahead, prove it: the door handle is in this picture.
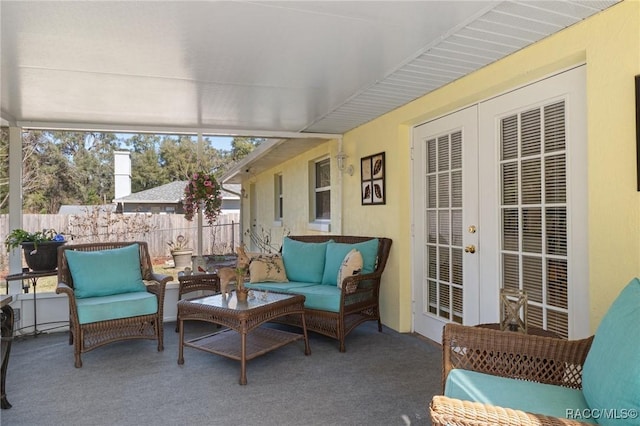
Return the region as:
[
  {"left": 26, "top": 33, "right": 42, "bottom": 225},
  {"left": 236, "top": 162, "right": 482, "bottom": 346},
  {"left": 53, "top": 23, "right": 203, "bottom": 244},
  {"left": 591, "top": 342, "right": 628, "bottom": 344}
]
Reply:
[{"left": 464, "top": 245, "right": 476, "bottom": 254}]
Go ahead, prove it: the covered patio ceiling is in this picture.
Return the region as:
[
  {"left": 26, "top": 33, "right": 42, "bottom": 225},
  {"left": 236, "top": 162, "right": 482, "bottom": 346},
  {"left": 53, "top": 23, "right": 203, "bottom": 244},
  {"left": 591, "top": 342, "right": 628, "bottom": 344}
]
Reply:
[{"left": 1, "top": 0, "right": 618, "bottom": 179}]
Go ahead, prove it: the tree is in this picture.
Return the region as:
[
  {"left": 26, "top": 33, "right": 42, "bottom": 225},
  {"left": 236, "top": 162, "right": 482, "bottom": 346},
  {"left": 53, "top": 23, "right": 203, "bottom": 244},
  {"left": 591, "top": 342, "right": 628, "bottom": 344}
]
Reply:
[
  {"left": 0, "top": 130, "right": 260, "bottom": 214},
  {"left": 211, "top": 136, "right": 263, "bottom": 176},
  {"left": 48, "top": 131, "right": 119, "bottom": 207},
  {"left": 231, "top": 137, "right": 263, "bottom": 162},
  {"left": 17, "top": 131, "right": 118, "bottom": 213},
  {"left": 125, "top": 134, "right": 167, "bottom": 192},
  {"left": 159, "top": 136, "right": 223, "bottom": 180}
]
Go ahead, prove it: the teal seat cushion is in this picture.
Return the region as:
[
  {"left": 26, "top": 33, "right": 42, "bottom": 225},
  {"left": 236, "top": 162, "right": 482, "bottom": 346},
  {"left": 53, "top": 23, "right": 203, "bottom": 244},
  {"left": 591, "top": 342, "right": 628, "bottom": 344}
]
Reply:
[
  {"left": 321, "top": 239, "right": 379, "bottom": 285},
  {"left": 445, "top": 369, "right": 595, "bottom": 423},
  {"left": 281, "top": 238, "right": 331, "bottom": 283},
  {"left": 76, "top": 291, "right": 157, "bottom": 324},
  {"left": 66, "top": 244, "right": 146, "bottom": 299},
  {"left": 582, "top": 277, "right": 640, "bottom": 425},
  {"left": 245, "top": 281, "right": 317, "bottom": 292},
  {"left": 284, "top": 284, "right": 341, "bottom": 312}
]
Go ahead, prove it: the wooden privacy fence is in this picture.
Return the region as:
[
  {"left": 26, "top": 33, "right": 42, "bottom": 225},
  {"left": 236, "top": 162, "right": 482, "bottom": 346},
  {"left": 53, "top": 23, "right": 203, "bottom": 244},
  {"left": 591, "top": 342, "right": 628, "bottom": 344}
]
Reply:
[{"left": 0, "top": 212, "right": 241, "bottom": 262}]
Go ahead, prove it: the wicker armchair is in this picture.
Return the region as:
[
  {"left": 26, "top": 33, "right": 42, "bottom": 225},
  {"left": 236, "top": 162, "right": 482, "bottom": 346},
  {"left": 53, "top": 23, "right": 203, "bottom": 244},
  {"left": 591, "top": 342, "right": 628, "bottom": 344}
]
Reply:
[
  {"left": 56, "top": 242, "right": 172, "bottom": 368},
  {"left": 431, "top": 323, "right": 595, "bottom": 426}
]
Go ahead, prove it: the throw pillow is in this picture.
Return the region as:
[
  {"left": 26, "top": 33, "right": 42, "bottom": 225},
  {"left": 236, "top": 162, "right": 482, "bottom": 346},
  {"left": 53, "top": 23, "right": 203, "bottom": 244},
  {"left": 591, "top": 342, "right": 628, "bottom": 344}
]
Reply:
[
  {"left": 249, "top": 254, "right": 288, "bottom": 283},
  {"left": 321, "top": 238, "right": 379, "bottom": 285},
  {"left": 337, "top": 249, "right": 363, "bottom": 289},
  {"left": 66, "top": 243, "right": 146, "bottom": 299},
  {"left": 281, "top": 237, "right": 331, "bottom": 283}
]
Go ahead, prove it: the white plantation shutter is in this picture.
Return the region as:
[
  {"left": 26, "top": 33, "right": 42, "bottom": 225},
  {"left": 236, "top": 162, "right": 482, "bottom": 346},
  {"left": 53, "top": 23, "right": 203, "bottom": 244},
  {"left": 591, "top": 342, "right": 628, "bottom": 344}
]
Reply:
[
  {"left": 425, "top": 130, "right": 464, "bottom": 323},
  {"left": 499, "top": 100, "right": 569, "bottom": 338}
]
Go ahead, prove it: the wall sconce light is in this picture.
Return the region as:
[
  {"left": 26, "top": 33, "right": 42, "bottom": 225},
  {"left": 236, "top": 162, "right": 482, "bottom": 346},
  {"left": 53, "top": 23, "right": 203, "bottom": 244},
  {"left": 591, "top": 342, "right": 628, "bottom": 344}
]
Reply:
[
  {"left": 336, "top": 151, "right": 354, "bottom": 176},
  {"left": 240, "top": 188, "right": 248, "bottom": 199}
]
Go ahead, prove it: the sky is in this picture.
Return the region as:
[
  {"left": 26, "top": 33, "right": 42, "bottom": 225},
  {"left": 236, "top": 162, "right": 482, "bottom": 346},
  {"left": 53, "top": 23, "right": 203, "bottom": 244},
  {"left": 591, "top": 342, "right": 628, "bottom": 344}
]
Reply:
[
  {"left": 209, "top": 136, "right": 233, "bottom": 151},
  {"left": 115, "top": 133, "right": 233, "bottom": 151}
]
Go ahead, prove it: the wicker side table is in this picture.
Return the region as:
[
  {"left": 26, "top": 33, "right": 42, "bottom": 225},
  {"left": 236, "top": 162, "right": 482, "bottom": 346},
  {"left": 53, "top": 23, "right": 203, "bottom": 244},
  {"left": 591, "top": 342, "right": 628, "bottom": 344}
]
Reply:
[
  {"left": 175, "top": 273, "right": 220, "bottom": 332},
  {"left": 177, "top": 273, "right": 220, "bottom": 300}
]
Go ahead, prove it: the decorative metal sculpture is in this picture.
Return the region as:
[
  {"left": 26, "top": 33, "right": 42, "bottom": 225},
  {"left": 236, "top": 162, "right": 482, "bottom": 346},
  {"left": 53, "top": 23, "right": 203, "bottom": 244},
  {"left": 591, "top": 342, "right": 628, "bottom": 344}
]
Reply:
[{"left": 500, "top": 288, "right": 528, "bottom": 333}]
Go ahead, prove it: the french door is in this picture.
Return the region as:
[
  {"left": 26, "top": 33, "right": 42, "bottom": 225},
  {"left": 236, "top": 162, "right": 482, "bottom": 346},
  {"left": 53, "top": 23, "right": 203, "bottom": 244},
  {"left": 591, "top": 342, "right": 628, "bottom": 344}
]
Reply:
[
  {"left": 412, "top": 106, "right": 479, "bottom": 342},
  {"left": 477, "top": 66, "right": 588, "bottom": 339},
  {"left": 412, "top": 66, "right": 588, "bottom": 343}
]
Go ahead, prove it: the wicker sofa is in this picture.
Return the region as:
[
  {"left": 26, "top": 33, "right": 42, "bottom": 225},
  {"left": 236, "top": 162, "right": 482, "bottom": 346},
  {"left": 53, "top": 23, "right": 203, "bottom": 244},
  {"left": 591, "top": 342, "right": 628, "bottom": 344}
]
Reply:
[
  {"left": 245, "top": 235, "right": 392, "bottom": 352},
  {"left": 430, "top": 277, "right": 640, "bottom": 425},
  {"left": 56, "top": 242, "right": 172, "bottom": 367}
]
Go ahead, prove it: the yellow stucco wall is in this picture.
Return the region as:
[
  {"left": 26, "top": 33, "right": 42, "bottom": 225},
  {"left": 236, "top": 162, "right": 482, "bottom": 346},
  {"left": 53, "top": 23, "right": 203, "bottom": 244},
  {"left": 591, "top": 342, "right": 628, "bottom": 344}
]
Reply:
[
  {"left": 241, "top": 142, "right": 341, "bottom": 242},
  {"left": 242, "top": 0, "right": 640, "bottom": 334}
]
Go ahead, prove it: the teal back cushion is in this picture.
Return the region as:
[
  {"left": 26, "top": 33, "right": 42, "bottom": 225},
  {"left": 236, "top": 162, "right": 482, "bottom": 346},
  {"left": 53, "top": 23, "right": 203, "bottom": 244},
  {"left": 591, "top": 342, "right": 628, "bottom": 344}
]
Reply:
[
  {"left": 321, "top": 239, "right": 379, "bottom": 285},
  {"left": 281, "top": 238, "right": 330, "bottom": 283},
  {"left": 582, "top": 277, "right": 640, "bottom": 425},
  {"left": 66, "top": 244, "right": 146, "bottom": 299}
]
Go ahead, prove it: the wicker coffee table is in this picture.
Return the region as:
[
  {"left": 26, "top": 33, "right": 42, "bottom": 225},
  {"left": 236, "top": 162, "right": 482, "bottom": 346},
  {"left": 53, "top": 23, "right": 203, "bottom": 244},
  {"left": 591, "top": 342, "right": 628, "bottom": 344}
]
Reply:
[{"left": 177, "top": 290, "right": 310, "bottom": 385}]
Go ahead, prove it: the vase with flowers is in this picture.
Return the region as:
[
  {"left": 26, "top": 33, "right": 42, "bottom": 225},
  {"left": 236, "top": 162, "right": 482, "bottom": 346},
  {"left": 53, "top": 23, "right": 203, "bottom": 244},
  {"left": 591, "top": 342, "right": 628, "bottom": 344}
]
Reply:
[
  {"left": 235, "top": 266, "right": 249, "bottom": 302},
  {"left": 183, "top": 172, "right": 223, "bottom": 225}
]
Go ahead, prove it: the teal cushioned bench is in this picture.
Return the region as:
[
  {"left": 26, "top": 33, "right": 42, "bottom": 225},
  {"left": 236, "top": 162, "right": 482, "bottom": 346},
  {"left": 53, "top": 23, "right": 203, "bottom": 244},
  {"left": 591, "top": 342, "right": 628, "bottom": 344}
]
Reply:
[
  {"left": 247, "top": 237, "right": 381, "bottom": 313},
  {"left": 245, "top": 235, "right": 392, "bottom": 352}
]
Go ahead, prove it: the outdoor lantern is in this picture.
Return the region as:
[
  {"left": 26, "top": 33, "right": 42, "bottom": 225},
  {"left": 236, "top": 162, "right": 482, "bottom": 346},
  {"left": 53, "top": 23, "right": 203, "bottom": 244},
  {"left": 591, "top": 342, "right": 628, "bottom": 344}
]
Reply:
[{"left": 500, "top": 288, "right": 528, "bottom": 333}]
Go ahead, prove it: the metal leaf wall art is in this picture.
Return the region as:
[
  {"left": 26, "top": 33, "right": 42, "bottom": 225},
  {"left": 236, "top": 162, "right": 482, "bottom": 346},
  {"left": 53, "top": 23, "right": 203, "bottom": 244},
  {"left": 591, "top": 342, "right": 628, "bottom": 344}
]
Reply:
[{"left": 361, "top": 152, "right": 385, "bottom": 205}]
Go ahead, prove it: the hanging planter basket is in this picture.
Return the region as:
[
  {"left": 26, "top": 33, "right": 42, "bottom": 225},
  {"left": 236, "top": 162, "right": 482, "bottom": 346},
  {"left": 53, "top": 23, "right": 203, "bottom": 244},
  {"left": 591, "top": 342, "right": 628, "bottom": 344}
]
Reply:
[{"left": 183, "top": 172, "right": 222, "bottom": 225}]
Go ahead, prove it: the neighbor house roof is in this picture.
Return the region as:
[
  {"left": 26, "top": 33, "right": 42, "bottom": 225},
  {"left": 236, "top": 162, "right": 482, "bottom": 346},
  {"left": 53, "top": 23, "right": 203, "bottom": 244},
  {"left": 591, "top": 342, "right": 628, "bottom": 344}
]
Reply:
[
  {"left": 58, "top": 204, "right": 118, "bottom": 215},
  {"left": 113, "top": 182, "right": 240, "bottom": 204}
]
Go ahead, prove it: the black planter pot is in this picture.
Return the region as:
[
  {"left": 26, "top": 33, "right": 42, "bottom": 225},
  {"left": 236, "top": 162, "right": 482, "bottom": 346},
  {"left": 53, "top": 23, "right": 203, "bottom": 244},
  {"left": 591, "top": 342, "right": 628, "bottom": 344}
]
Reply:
[{"left": 21, "top": 241, "right": 66, "bottom": 272}]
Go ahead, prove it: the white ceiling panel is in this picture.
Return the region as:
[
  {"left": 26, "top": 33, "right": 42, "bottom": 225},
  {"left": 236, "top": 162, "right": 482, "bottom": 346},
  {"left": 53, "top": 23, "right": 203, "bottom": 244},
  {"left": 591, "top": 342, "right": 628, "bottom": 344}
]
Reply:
[{"left": 1, "top": 1, "right": 620, "bottom": 135}]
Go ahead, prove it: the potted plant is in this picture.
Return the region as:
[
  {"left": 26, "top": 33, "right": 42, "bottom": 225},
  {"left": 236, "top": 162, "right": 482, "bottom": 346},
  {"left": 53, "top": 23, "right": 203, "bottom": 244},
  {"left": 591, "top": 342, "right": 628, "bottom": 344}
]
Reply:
[
  {"left": 234, "top": 266, "right": 249, "bottom": 302},
  {"left": 4, "top": 228, "right": 66, "bottom": 272},
  {"left": 167, "top": 234, "right": 193, "bottom": 269}
]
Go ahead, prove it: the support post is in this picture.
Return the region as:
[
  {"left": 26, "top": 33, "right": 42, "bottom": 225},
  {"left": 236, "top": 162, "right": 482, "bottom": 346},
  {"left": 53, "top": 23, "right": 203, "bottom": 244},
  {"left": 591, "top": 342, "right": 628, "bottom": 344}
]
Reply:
[
  {"left": 196, "top": 132, "right": 204, "bottom": 256},
  {"left": 8, "top": 126, "right": 24, "bottom": 294}
]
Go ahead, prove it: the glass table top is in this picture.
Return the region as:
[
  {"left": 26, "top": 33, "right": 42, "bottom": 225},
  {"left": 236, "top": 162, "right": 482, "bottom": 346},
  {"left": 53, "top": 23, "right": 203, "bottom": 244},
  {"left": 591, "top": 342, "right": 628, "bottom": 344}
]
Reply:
[{"left": 187, "top": 290, "right": 294, "bottom": 311}]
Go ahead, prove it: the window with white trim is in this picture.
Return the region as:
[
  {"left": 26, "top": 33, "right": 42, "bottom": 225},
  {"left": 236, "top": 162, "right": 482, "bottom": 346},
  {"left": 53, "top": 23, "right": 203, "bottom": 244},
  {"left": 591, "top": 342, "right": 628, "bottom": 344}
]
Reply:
[
  {"left": 314, "top": 158, "right": 331, "bottom": 220},
  {"left": 275, "top": 173, "right": 283, "bottom": 221}
]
